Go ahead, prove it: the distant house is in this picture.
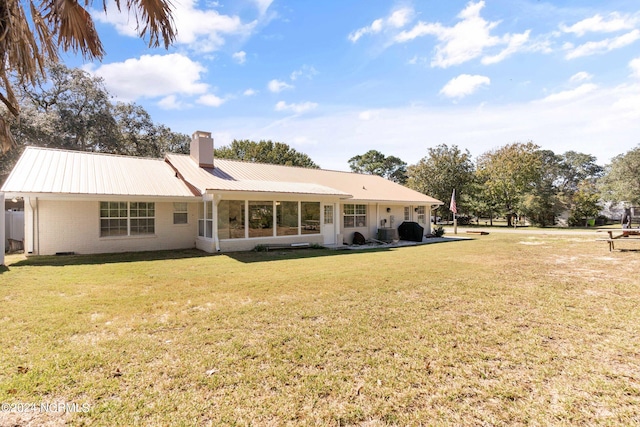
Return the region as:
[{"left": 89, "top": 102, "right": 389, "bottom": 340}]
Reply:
[{"left": 1, "top": 131, "right": 442, "bottom": 255}]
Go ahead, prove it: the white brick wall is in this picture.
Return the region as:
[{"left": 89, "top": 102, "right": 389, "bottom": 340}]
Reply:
[{"left": 34, "top": 200, "right": 197, "bottom": 255}]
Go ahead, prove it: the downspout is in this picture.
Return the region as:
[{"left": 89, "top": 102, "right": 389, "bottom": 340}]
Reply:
[
  {"left": 0, "top": 192, "right": 4, "bottom": 266},
  {"left": 29, "top": 197, "right": 39, "bottom": 255},
  {"left": 35, "top": 197, "right": 39, "bottom": 255},
  {"left": 212, "top": 194, "right": 222, "bottom": 252}
]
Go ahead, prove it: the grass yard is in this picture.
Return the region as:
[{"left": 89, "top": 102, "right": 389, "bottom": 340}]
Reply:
[{"left": 1, "top": 232, "right": 639, "bottom": 426}]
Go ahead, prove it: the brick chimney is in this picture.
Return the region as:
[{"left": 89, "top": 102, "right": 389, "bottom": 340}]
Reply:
[{"left": 190, "top": 131, "right": 214, "bottom": 168}]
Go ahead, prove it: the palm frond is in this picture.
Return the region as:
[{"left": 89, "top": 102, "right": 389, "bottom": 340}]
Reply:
[
  {"left": 44, "top": 0, "right": 105, "bottom": 58},
  {"left": 0, "top": 0, "right": 177, "bottom": 152},
  {"left": 112, "top": 0, "right": 176, "bottom": 48}
]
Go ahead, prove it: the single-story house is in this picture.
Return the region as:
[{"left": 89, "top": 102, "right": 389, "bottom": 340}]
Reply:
[{"left": 1, "top": 131, "right": 442, "bottom": 255}]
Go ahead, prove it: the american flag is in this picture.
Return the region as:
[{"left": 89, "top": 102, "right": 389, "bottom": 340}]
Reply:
[{"left": 450, "top": 189, "right": 457, "bottom": 214}]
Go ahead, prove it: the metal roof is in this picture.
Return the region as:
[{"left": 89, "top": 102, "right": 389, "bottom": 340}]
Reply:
[
  {"left": 1, "top": 147, "right": 196, "bottom": 198},
  {"left": 2, "top": 147, "right": 443, "bottom": 205},
  {"left": 166, "top": 154, "right": 351, "bottom": 197},
  {"left": 166, "top": 154, "right": 443, "bottom": 205}
]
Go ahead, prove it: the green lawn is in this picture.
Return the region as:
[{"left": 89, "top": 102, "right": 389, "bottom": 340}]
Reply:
[{"left": 1, "top": 233, "right": 639, "bottom": 426}]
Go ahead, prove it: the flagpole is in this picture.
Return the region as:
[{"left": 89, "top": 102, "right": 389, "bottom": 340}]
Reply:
[
  {"left": 453, "top": 212, "right": 457, "bottom": 235},
  {"left": 450, "top": 189, "right": 458, "bottom": 235}
]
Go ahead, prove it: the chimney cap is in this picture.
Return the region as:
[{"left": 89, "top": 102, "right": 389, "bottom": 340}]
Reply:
[{"left": 192, "top": 130, "right": 211, "bottom": 139}]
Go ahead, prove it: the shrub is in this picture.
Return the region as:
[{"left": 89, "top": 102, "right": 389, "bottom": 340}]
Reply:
[{"left": 431, "top": 226, "right": 445, "bottom": 237}]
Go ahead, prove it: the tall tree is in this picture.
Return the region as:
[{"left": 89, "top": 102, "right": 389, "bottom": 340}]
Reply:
[
  {"left": 0, "top": 0, "right": 177, "bottom": 152},
  {"left": 215, "top": 140, "right": 319, "bottom": 168},
  {"left": 14, "top": 62, "right": 118, "bottom": 151},
  {"left": 557, "top": 151, "right": 603, "bottom": 194},
  {"left": 476, "top": 142, "right": 542, "bottom": 226},
  {"left": 0, "top": 63, "right": 189, "bottom": 186},
  {"left": 520, "top": 150, "right": 562, "bottom": 226},
  {"left": 569, "top": 181, "right": 602, "bottom": 226},
  {"left": 600, "top": 146, "right": 640, "bottom": 205},
  {"left": 407, "top": 144, "right": 475, "bottom": 219},
  {"left": 348, "top": 150, "right": 408, "bottom": 183}
]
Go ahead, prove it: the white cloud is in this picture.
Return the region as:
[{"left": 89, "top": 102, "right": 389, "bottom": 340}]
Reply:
[
  {"left": 540, "top": 83, "right": 598, "bottom": 103},
  {"left": 348, "top": 7, "right": 413, "bottom": 42},
  {"left": 440, "top": 74, "right": 490, "bottom": 98},
  {"left": 232, "top": 51, "right": 247, "bottom": 64},
  {"left": 387, "top": 8, "right": 413, "bottom": 28},
  {"left": 290, "top": 65, "right": 318, "bottom": 81},
  {"left": 560, "top": 13, "right": 639, "bottom": 36},
  {"left": 254, "top": 0, "right": 273, "bottom": 15},
  {"left": 93, "top": 0, "right": 258, "bottom": 53},
  {"left": 268, "top": 79, "right": 294, "bottom": 93},
  {"left": 610, "top": 83, "right": 640, "bottom": 119},
  {"left": 197, "top": 94, "right": 226, "bottom": 107},
  {"left": 565, "top": 30, "right": 640, "bottom": 59},
  {"left": 87, "top": 54, "right": 208, "bottom": 101},
  {"left": 358, "top": 110, "right": 382, "bottom": 120},
  {"left": 482, "top": 30, "right": 531, "bottom": 65},
  {"left": 631, "top": 58, "right": 640, "bottom": 78},
  {"left": 275, "top": 101, "right": 318, "bottom": 114},
  {"left": 243, "top": 89, "right": 257, "bottom": 96},
  {"left": 158, "top": 95, "right": 184, "bottom": 110},
  {"left": 349, "top": 19, "right": 384, "bottom": 42},
  {"left": 570, "top": 72, "right": 592, "bottom": 83},
  {"left": 203, "top": 82, "right": 640, "bottom": 172},
  {"left": 394, "top": 1, "right": 530, "bottom": 68}
]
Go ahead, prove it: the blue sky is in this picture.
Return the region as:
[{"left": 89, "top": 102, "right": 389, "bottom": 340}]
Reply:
[{"left": 67, "top": 0, "right": 640, "bottom": 170}]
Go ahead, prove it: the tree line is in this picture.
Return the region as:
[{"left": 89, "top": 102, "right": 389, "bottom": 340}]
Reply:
[
  {"left": 2, "top": 63, "right": 638, "bottom": 228},
  {"left": 351, "top": 143, "right": 640, "bottom": 227}
]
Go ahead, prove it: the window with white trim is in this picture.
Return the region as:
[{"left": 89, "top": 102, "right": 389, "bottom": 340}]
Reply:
[
  {"left": 173, "top": 202, "right": 188, "bottom": 224},
  {"left": 100, "top": 202, "right": 155, "bottom": 237},
  {"left": 404, "top": 206, "right": 410, "bottom": 221},
  {"left": 324, "top": 205, "right": 334, "bottom": 225},
  {"left": 343, "top": 204, "right": 366, "bottom": 228},
  {"left": 416, "top": 206, "right": 426, "bottom": 224}
]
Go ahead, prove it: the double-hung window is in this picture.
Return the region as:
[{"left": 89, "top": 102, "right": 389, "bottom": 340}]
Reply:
[
  {"left": 100, "top": 202, "right": 155, "bottom": 237},
  {"left": 173, "top": 202, "right": 188, "bottom": 224},
  {"left": 416, "top": 206, "right": 426, "bottom": 224},
  {"left": 343, "top": 204, "right": 366, "bottom": 228}
]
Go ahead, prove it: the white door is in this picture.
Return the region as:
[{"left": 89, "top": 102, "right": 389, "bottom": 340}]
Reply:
[{"left": 322, "top": 204, "right": 336, "bottom": 245}]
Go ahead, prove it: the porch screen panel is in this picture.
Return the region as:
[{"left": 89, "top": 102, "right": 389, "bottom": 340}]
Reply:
[
  {"left": 249, "top": 201, "right": 274, "bottom": 238},
  {"left": 198, "top": 202, "right": 205, "bottom": 237},
  {"left": 205, "top": 201, "right": 213, "bottom": 238},
  {"left": 301, "top": 202, "right": 320, "bottom": 235},
  {"left": 218, "top": 200, "right": 245, "bottom": 239},
  {"left": 277, "top": 202, "right": 299, "bottom": 236}
]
